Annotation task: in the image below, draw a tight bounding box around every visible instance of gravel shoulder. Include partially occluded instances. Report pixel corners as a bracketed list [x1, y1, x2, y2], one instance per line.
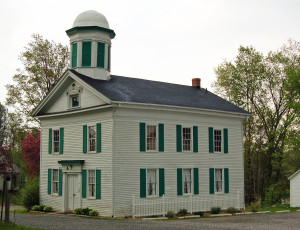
[11, 212, 300, 230]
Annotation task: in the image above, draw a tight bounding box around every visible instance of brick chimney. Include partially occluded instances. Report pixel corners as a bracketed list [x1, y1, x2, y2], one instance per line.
[192, 78, 201, 88]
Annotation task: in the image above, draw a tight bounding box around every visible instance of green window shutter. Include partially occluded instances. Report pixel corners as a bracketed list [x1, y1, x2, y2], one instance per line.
[176, 125, 182, 152]
[159, 124, 164, 152]
[48, 169, 52, 194]
[177, 168, 183, 196]
[97, 42, 105, 68]
[224, 128, 228, 154]
[140, 123, 146, 152]
[209, 168, 215, 194]
[224, 168, 229, 193]
[59, 169, 63, 196]
[209, 127, 214, 153]
[96, 123, 101, 153]
[108, 46, 111, 71]
[96, 170, 101, 199]
[82, 170, 86, 198]
[83, 125, 87, 153]
[48, 129, 52, 154]
[140, 169, 146, 198]
[159, 168, 165, 196]
[72, 43, 77, 68]
[193, 126, 198, 153]
[193, 168, 199, 195]
[82, 41, 91, 67]
[59, 128, 64, 154]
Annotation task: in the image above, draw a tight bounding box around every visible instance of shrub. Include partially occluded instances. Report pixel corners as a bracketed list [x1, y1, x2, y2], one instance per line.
[43, 206, 54, 212]
[39, 205, 45, 211]
[177, 208, 188, 215]
[211, 207, 221, 214]
[89, 210, 99, 216]
[250, 202, 260, 212]
[74, 208, 83, 214]
[265, 183, 289, 205]
[20, 177, 39, 210]
[166, 211, 176, 218]
[80, 207, 92, 215]
[227, 207, 238, 214]
[31, 205, 40, 211]
[194, 211, 204, 217]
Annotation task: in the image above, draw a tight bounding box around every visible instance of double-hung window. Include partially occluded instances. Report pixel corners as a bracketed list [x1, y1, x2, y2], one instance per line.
[53, 130, 60, 153]
[88, 170, 96, 198]
[52, 169, 59, 194]
[215, 168, 223, 193]
[209, 127, 228, 154]
[214, 130, 222, 152]
[147, 125, 157, 151]
[147, 169, 157, 196]
[183, 169, 192, 194]
[89, 126, 96, 152]
[182, 127, 191, 151]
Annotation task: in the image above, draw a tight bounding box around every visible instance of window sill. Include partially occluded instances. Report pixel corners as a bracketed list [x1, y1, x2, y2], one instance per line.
[146, 195, 159, 198]
[145, 150, 159, 153]
[87, 197, 96, 200]
[51, 193, 59, 196]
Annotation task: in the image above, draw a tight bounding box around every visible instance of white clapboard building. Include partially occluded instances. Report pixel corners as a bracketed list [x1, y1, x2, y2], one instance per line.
[289, 169, 300, 207]
[32, 10, 250, 217]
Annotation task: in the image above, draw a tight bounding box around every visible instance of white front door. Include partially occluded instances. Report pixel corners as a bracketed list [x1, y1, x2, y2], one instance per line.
[67, 174, 79, 211]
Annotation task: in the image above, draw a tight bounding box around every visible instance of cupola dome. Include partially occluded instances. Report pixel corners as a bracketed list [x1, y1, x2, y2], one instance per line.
[73, 10, 110, 29]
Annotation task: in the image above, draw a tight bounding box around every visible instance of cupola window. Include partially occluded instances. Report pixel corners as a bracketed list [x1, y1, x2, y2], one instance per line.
[97, 42, 105, 68]
[72, 43, 77, 68]
[82, 41, 92, 67]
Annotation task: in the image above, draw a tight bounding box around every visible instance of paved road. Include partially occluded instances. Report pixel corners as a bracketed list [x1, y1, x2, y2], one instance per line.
[12, 212, 300, 230]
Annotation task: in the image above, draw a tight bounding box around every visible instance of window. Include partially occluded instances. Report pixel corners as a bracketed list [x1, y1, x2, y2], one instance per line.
[147, 169, 157, 196]
[89, 126, 96, 152]
[183, 169, 192, 194]
[97, 42, 105, 68]
[214, 130, 222, 152]
[72, 43, 77, 68]
[182, 127, 191, 151]
[71, 95, 79, 107]
[147, 125, 157, 151]
[82, 41, 91, 67]
[52, 169, 59, 194]
[53, 130, 60, 153]
[88, 170, 96, 198]
[215, 169, 223, 193]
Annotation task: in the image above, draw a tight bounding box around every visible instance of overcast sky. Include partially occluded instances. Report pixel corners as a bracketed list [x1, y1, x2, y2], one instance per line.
[0, 0, 299, 105]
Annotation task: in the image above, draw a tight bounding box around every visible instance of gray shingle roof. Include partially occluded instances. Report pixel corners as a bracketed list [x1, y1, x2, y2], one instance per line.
[71, 69, 250, 115]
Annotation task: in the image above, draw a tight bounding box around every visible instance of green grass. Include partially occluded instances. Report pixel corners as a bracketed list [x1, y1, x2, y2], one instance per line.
[0, 221, 46, 230]
[245, 203, 300, 212]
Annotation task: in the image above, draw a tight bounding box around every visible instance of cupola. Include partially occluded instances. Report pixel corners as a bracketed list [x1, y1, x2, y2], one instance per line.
[66, 10, 116, 80]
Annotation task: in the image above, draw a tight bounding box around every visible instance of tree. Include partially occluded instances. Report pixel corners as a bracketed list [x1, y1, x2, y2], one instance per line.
[22, 132, 40, 178]
[6, 34, 69, 124]
[213, 40, 300, 203]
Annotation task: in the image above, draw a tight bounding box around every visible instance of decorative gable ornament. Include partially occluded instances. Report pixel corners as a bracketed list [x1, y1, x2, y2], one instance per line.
[66, 83, 83, 96]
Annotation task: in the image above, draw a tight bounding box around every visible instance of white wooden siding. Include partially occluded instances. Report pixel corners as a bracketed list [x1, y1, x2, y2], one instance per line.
[40, 110, 113, 216]
[290, 172, 300, 207]
[112, 108, 244, 217]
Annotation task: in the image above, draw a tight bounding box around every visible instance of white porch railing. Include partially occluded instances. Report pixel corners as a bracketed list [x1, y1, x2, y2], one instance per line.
[132, 190, 242, 218]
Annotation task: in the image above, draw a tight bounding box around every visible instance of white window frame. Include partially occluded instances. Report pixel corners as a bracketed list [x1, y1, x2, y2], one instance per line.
[214, 129, 222, 153]
[52, 169, 59, 194]
[146, 169, 158, 197]
[88, 125, 96, 153]
[215, 168, 224, 194]
[182, 127, 192, 152]
[183, 168, 193, 195]
[146, 124, 158, 152]
[88, 170, 96, 199]
[53, 129, 60, 153]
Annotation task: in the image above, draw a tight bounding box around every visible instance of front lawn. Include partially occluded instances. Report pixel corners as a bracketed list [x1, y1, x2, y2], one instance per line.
[246, 203, 299, 212]
[0, 221, 45, 230]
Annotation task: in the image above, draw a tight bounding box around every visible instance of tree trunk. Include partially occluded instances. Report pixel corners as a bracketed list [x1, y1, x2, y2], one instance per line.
[5, 178, 10, 223]
[1, 180, 5, 220]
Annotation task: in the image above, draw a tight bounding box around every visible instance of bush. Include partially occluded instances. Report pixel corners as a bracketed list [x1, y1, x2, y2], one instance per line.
[250, 202, 260, 212]
[39, 205, 45, 211]
[177, 208, 188, 215]
[166, 211, 176, 218]
[20, 177, 39, 210]
[31, 205, 40, 211]
[227, 207, 238, 214]
[43, 206, 54, 212]
[89, 210, 99, 216]
[211, 207, 221, 214]
[265, 183, 289, 205]
[194, 211, 204, 217]
[74, 208, 82, 214]
[80, 207, 92, 215]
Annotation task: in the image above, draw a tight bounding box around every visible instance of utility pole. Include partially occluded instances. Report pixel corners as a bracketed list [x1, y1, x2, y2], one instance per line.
[1, 180, 5, 220]
[5, 176, 10, 223]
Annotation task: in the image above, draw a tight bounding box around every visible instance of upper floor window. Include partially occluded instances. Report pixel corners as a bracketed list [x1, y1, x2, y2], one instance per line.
[52, 169, 59, 194]
[72, 43, 77, 68]
[147, 169, 157, 196]
[147, 125, 157, 151]
[82, 41, 92, 67]
[214, 130, 222, 152]
[88, 170, 96, 198]
[53, 130, 60, 153]
[89, 126, 96, 152]
[71, 95, 79, 107]
[183, 168, 192, 194]
[182, 127, 191, 151]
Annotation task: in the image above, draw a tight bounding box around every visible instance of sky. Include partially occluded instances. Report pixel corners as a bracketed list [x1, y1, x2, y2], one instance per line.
[0, 0, 299, 105]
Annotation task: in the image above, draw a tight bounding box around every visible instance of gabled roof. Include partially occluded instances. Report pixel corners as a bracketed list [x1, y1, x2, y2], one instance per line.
[289, 169, 300, 180]
[71, 69, 250, 115]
